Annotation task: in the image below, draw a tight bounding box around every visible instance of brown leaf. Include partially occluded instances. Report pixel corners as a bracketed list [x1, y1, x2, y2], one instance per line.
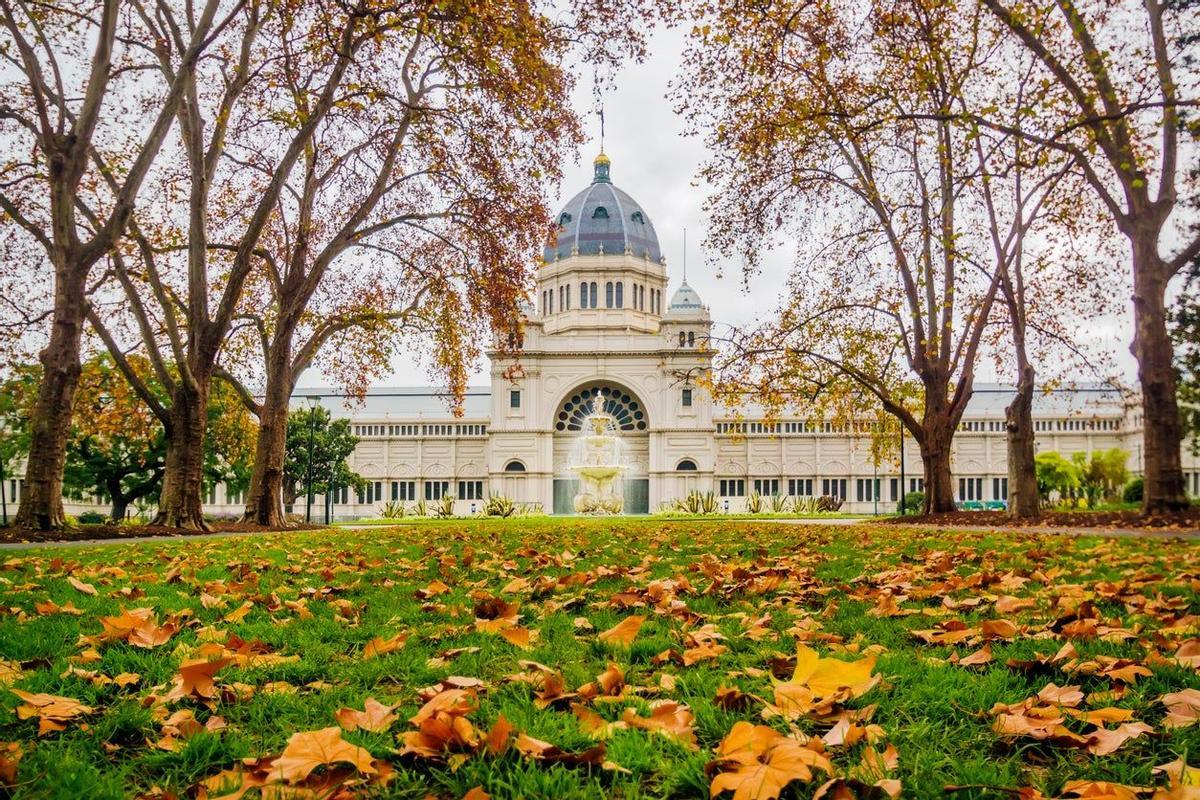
[68, 577, 98, 596]
[362, 632, 407, 659]
[709, 721, 834, 800]
[271, 726, 377, 783]
[335, 698, 398, 733]
[598, 615, 645, 647]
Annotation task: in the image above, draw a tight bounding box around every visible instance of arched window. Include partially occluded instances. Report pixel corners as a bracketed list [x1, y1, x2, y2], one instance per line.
[631, 211, 645, 224]
[605, 281, 614, 308]
[565, 284, 571, 309]
[559, 212, 572, 225]
[504, 460, 526, 472]
[615, 281, 623, 308]
[590, 282, 598, 308]
[676, 459, 698, 471]
[592, 206, 608, 219]
[555, 384, 647, 432]
[688, 331, 695, 347]
[679, 331, 686, 346]
[580, 282, 588, 308]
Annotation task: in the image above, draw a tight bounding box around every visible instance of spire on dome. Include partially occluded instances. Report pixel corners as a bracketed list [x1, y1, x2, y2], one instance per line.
[593, 151, 611, 183]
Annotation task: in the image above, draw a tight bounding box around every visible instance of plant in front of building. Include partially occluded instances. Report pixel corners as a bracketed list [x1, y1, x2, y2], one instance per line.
[1034, 452, 1080, 509]
[413, 497, 430, 518]
[379, 502, 407, 520]
[434, 495, 457, 519]
[1123, 478, 1145, 504]
[770, 493, 788, 513]
[901, 492, 925, 516]
[816, 496, 845, 513]
[790, 496, 818, 515]
[483, 494, 518, 518]
[745, 492, 765, 514]
[1071, 449, 1130, 509]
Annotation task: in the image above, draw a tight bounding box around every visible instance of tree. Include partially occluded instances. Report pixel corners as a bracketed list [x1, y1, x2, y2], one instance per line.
[282, 406, 361, 513]
[1171, 256, 1200, 455]
[1071, 448, 1128, 509]
[1035, 451, 1079, 506]
[0, 0, 242, 530]
[675, 0, 1088, 513]
[977, 0, 1200, 513]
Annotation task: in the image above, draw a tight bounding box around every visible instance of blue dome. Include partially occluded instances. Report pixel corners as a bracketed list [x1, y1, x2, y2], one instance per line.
[668, 281, 703, 311]
[543, 156, 662, 263]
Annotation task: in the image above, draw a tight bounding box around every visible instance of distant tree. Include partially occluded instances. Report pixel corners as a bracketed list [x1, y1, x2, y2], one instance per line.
[1035, 451, 1080, 507]
[1072, 448, 1129, 509]
[283, 406, 362, 512]
[1171, 257, 1200, 455]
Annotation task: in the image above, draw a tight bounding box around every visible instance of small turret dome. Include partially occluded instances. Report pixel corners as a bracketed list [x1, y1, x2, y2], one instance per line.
[668, 281, 703, 311]
[544, 154, 662, 263]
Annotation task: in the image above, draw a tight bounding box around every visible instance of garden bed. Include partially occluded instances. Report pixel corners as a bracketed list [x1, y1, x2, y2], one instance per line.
[885, 508, 1200, 530]
[0, 520, 326, 545]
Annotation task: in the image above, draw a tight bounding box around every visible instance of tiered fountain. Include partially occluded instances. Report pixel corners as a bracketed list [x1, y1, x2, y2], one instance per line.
[570, 399, 627, 515]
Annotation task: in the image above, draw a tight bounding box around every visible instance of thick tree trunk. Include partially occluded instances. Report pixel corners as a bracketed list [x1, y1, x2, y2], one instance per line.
[242, 346, 293, 527]
[1131, 242, 1189, 514]
[1006, 363, 1039, 518]
[153, 377, 211, 530]
[110, 496, 128, 523]
[13, 274, 86, 531]
[920, 442, 956, 514]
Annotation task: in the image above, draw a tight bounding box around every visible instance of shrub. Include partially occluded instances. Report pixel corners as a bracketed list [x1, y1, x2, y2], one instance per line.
[78, 511, 107, 525]
[902, 491, 925, 514]
[815, 495, 844, 512]
[770, 493, 788, 513]
[790, 495, 819, 514]
[483, 493, 517, 518]
[413, 497, 429, 517]
[1122, 477, 1144, 504]
[379, 501, 406, 519]
[434, 494, 456, 518]
[746, 491, 765, 514]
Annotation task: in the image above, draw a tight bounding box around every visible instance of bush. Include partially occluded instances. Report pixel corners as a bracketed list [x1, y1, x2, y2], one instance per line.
[78, 511, 107, 525]
[815, 495, 844, 512]
[746, 491, 765, 514]
[1122, 477, 1144, 504]
[483, 493, 517, 518]
[902, 491, 925, 514]
[379, 501, 406, 519]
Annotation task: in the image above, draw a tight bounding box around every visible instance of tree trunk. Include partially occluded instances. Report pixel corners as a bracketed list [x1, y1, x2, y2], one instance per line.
[13, 273, 86, 531]
[1006, 363, 1039, 518]
[242, 345, 293, 527]
[110, 495, 128, 523]
[1131, 242, 1189, 514]
[153, 376, 211, 530]
[920, 441, 956, 514]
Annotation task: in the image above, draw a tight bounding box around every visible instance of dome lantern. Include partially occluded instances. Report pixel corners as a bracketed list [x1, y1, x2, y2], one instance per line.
[593, 152, 611, 184]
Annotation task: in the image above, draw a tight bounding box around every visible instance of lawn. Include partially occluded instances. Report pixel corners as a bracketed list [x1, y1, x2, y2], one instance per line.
[1, 519, 1199, 799]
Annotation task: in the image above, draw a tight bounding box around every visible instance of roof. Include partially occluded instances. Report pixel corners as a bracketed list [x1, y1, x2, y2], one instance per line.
[715, 383, 1129, 419]
[291, 387, 491, 419]
[667, 281, 703, 311]
[543, 155, 662, 263]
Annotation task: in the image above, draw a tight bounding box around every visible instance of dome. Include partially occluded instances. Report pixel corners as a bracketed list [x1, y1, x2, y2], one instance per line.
[668, 281, 703, 311]
[543, 154, 662, 263]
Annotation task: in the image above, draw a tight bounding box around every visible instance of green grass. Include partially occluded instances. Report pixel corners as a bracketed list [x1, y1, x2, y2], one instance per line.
[1, 518, 1199, 798]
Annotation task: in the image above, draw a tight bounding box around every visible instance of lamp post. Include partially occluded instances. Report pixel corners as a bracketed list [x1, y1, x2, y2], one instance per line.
[304, 396, 319, 523]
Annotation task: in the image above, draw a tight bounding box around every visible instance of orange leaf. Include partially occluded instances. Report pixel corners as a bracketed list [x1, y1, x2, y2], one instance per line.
[334, 698, 398, 733]
[270, 726, 377, 783]
[598, 616, 645, 647]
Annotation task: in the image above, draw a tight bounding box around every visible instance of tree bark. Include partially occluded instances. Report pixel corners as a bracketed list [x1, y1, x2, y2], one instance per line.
[13, 272, 85, 530]
[153, 377, 211, 530]
[1132, 241, 1189, 513]
[241, 342, 293, 527]
[920, 439, 957, 514]
[1006, 365, 1039, 519]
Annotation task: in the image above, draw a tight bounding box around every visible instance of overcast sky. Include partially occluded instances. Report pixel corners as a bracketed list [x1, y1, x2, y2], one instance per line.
[296, 25, 1137, 393]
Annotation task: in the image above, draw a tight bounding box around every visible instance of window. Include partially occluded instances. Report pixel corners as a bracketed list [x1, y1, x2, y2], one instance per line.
[332, 485, 349, 504]
[424, 480, 451, 500]
[719, 479, 746, 497]
[753, 478, 780, 496]
[392, 481, 416, 501]
[504, 460, 526, 472]
[993, 477, 1009, 501]
[909, 477, 925, 493]
[688, 331, 695, 347]
[458, 480, 484, 500]
[580, 282, 589, 308]
[822, 478, 847, 499]
[682, 388, 693, 407]
[631, 211, 644, 224]
[789, 478, 813, 497]
[605, 281, 614, 308]
[592, 206, 608, 219]
[676, 459, 698, 471]
[559, 212, 572, 225]
[889, 478, 899, 501]
[679, 332, 686, 346]
[615, 281, 623, 308]
[855, 478, 880, 502]
[565, 284, 571, 309]
[226, 483, 243, 506]
[510, 390, 521, 409]
[590, 282, 598, 308]
[958, 477, 983, 502]
[205, 484, 218, 504]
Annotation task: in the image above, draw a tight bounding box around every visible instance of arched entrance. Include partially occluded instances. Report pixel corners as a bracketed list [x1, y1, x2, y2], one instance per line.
[551, 382, 650, 514]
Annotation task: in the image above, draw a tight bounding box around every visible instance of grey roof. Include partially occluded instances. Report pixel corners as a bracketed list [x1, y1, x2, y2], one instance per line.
[292, 387, 491, 419]
[715, 383, 1129, 419]
[668, 281, 703, 311]
[543, 157, 662, 263]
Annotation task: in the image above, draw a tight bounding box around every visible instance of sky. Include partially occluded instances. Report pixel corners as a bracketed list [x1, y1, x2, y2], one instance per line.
[295, 25, 1138, 393]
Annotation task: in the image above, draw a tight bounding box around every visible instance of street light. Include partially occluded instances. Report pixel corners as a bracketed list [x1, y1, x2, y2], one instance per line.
[304, 396, 320, 523]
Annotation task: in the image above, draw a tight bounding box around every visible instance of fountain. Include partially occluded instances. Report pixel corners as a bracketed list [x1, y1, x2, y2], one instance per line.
[570, 397, 627, 515]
